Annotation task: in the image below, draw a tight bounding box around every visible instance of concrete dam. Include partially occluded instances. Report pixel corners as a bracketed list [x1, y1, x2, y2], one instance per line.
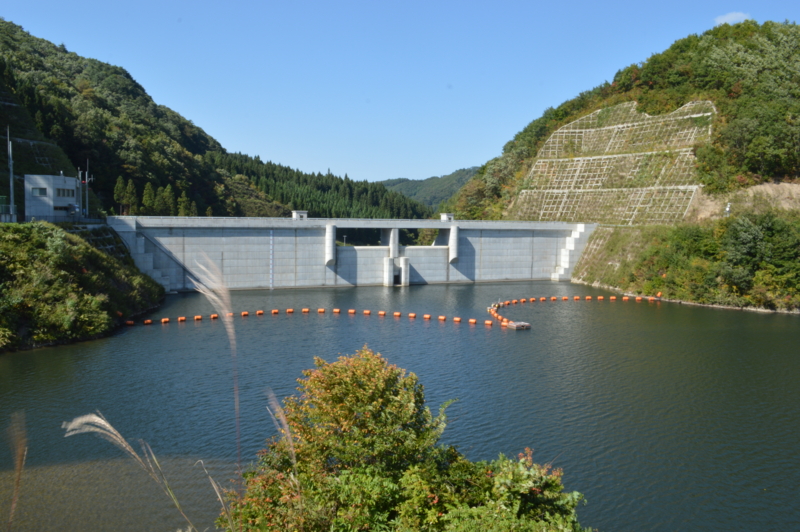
[108, 214, 596, 292]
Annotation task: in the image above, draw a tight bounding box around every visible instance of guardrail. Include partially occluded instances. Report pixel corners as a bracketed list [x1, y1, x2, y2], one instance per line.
[24, 215, 106, 224]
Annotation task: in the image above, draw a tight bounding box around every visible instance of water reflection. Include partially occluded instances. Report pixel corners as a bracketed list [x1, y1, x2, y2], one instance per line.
[1, 282, 799, 531]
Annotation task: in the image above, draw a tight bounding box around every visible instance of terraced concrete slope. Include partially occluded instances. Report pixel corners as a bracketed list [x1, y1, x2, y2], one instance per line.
[511, 101, 715, 225]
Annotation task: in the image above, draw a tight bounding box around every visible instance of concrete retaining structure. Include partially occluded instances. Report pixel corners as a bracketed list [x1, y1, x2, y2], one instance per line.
[107, 216, 596, 291]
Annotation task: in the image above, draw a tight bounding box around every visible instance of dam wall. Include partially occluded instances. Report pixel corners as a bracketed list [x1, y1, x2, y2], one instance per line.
[107, 215, 596, 291]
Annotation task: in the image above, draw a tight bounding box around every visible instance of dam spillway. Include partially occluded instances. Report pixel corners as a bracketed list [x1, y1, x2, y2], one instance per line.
[108, 214, 596, 291]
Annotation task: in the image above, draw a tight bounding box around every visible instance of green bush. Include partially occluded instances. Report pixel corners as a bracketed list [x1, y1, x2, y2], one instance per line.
[0, 222, 164, 351]
[226, 348, 588, 531]
[582, 210, 800, 309]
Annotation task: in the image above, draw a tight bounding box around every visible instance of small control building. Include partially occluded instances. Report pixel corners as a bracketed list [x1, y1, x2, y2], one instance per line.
[24, 174, 79, 221]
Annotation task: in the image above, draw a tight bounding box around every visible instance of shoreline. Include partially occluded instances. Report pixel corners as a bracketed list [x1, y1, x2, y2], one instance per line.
[570, 278, 800, 315]
[0, 300, 164, 355]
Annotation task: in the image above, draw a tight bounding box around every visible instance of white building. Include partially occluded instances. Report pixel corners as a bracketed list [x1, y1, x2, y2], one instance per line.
[24, 174, 80, 221]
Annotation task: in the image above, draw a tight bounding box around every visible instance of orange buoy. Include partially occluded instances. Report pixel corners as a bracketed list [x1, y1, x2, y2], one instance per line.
[227, 312, 234, 317]
[378, 311, 386, 316]
[178, 316, 186, 322]
[505, 300, 511, 305]
[211, 314, 219, 319]
[622, 297, 629, 302]
[585, 296, 592, 300]
[540, 297, 546, 302]
[454, 317, 461, 323]
[287, 309, 295, 314]
[333, 308, 340, 313]
[501, 321, 508, 327]
[551, 296, 557, 301]
[143, 319, 153, 325]
[648, 297, 655, 303]
[561, 296, 567, 301]
[161, 318, 170, 324]
[363, 310, 371, 315]
[301, 308, 309, 313]
[484, 320, 493, 326]
[574, 296, 580, 301]
[512, 299, 518, 304]
[125, 320, 135, 326]
[409, 313, 417, 318]
[256, 310, 264, 315]
[635, 297, 642, 302]
[656, 292, 663, 298]
[423, 314, 431, 320]
[271, 309, 279, 314]
[393, 312, 401, 317]
[348, 309, 356, 314]
[195, 315, 203, 320]
[241, 311, 249, 317]
[520, 298, 527, 303]
[598, 296, 604, 301]
[468, 318, 477, 324]
[438, 315, 446, 321]
[318, 308, 325, 313]
[610, 296, 616, 301]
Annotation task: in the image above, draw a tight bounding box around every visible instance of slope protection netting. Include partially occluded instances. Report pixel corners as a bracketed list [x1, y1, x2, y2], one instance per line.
[513, 101, 716, 225]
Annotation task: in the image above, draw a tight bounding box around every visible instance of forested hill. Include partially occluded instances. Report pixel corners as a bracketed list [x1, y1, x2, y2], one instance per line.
[380, 167, 478, 208]
[0, 20, 431, 219]
[445, 20, 800, 220]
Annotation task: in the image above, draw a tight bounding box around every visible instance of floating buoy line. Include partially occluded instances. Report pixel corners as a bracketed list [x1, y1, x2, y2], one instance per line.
[126, 292, 662, 331]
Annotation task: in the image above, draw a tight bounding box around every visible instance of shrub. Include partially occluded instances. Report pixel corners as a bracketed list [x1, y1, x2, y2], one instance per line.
[226, 348, 588, 531]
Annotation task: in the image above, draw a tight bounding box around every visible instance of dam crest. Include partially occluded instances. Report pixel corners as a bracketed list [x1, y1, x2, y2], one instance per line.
[108, 214, 596, 291]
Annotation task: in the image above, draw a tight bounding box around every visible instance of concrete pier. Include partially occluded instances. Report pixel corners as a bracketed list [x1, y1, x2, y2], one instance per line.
[107, 215, 596, 291]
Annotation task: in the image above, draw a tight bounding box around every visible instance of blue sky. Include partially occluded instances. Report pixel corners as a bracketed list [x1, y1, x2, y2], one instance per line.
[2, 1, 797, 182]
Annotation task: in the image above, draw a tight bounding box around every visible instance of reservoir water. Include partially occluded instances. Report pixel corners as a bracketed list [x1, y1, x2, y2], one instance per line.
[1, 282, 799, 531]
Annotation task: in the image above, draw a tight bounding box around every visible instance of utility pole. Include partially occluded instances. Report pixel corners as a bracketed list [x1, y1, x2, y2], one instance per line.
[76, 168, 82, 215]
[84, 159, 89, 217]
[6, 126, 14, 219]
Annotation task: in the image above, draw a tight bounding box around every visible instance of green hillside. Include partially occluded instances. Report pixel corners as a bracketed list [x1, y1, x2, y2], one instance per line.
[445, 20, 800, 220]
[0, 221, 164, 351]
[440, 20, 800, 311]
[0, 20, 431, 220]
[381, 167, 478, 208]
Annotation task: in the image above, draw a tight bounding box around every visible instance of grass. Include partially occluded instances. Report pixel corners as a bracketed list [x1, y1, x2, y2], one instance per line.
[55, 251, 242, 531]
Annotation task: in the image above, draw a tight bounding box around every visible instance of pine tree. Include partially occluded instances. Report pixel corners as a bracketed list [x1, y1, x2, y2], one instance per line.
[124, 179, 138, 215]
[141, 182, 155, 215]
[113, 176, 125, 213]
[177, 191, 190, 216]
[206, 206, 213, 217]
[162, 185, 176, 216]
[153, 186, 167, 215]
[190, 201, 198, 217]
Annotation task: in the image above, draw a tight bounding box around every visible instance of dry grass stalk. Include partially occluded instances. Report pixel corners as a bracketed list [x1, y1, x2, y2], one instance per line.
[266, 389, 303, 529]
[196, 460, 237, 532]
[194, 253, 241, 471]
[7, 411, 27, 532]
[62, 412, 197, 531]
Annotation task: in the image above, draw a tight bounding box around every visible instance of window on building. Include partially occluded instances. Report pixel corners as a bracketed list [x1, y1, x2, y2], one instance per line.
[56, 188, 76, 197]
[31, 188, 47, 197]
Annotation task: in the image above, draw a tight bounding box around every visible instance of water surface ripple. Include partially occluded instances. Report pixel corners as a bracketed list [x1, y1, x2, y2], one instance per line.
[1, 282, 799, 530]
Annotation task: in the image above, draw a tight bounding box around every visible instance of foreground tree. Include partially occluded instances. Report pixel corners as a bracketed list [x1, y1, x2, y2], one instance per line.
[224, 348, 588, 531]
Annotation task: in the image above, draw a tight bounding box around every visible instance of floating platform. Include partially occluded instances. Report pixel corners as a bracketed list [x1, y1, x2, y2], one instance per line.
[506, 321, 531, 330]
